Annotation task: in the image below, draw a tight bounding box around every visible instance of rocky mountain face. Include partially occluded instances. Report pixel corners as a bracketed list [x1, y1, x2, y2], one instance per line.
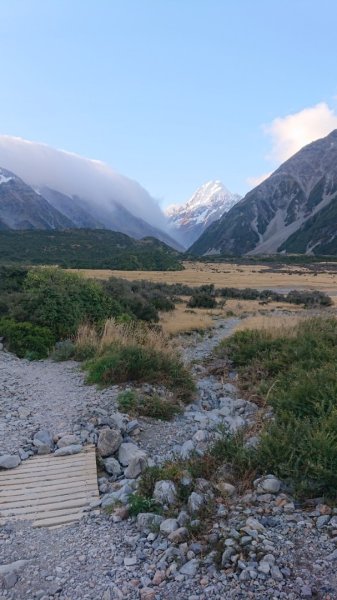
[190, 130, 337, 256]
[0, 168, 74, 231]
[166, 181, 240, 247]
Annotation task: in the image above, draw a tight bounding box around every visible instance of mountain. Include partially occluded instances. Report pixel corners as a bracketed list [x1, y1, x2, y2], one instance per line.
[0, 168, 74, 231]
[190, 130, 337, 256]
[166, 181, 240, 247]
[0, 136, 182, 250]
[0, 229, 183, 270]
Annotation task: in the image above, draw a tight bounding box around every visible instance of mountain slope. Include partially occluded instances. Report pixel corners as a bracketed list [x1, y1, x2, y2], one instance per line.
[166, 181, 240, 247]
[190, 130, 337, 256]
[0, 229, 183, 270]
[0, 136, 181, 249]
[0, 168, 74, 230]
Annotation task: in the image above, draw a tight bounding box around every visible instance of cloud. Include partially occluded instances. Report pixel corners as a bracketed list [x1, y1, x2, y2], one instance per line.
[246, 172, 272, 188]
[0, 135, 168, 231]
[247, 102, 337, 189]
[264, 102, 337, 163]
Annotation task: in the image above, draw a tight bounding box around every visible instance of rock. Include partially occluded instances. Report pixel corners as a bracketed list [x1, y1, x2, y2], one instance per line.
[258, 561, 270, 575]
[33, 430, 53, 449]
[180, 440, 195, 459]
[245, 516, 266, 532]
[254, 475, 281, 494]
[137, 512, 164, 532]
[216, 481, 236, 496]
[0, 454, 21, 469]
[187, 492, 205, 514]
[193, 430, 208, 443]
[140, 589, 156, 600]
[168, 527, 189, 543]
[54, 444, 82, 456]
[37, 443, 51, 455]
[124, 556, 138, 566]
[97, 428, 122, 458]
[316, 515, 330, 529]
[180, 559, 200, 576]
[153, 480, 177, 506]
[0, 560, 29, 581]
[301, 585, 313, 598]
[124, 454, 148, 478]
[271, 565, 283, 581]
[103, 457, 122, 478]
[57, 434, 80, 448]
[160, 518, 179, 535]
[118, 442, 147, 466]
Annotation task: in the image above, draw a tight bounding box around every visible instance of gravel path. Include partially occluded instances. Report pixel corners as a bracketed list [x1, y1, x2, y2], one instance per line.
[1, 316, 337, 599]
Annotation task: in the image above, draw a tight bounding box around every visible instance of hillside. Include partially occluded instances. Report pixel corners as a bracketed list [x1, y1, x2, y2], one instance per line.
[0, 229, 183, 270]
[190, 130, 337, 256]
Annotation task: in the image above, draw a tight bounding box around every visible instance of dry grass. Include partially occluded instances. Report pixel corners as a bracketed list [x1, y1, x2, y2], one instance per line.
[76, 318, 176, 357]
[68, 261, 337, 294]
[234, 314, 306, 337]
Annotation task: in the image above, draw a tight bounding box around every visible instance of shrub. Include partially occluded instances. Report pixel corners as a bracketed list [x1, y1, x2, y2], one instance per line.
[218, 317, 337, 498]
[51, 340, 76, 361]
[187, 284, 217, 309]
[128, 494, 162, 516]
[85, 344, 195, 403]
[0, 318, 55, 359]
[117, 390, 181, 421]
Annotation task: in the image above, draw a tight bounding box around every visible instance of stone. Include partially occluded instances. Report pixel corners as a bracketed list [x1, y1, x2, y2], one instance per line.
[118, 442, 147, 466]
[125, 454, 148, 479]
[271, 565, 283, 581]
[245, 516, 266, 532]
[254, 475, 282, 494]
[57, 434, 79, 448]
[301, 585, 313, 598]
[140, 589, 156, 600]
[193, 430, 208, 443]
[33, 430, 53, 449]
[37, 443, 51, 455]
[103, 457, 122, 478]
[97, 428, 122, 457]
[180, 440, 195, 459]
[168, 527, 189, 543]
[180, 559, 200, 576]
[258, 561, 270, 575]
[153, 480, 177, 506]
[160, 518, 179, 535]
[124, 556, 138, 566]
[187, 492, 205, 514]
[316, 515, 330, 529]
[137, 512, 164, 532]
[54, 444, 82, 456]
[0, 454, 21, 469]
[216, 481, 236, 496]
[0, 560, 29, 579]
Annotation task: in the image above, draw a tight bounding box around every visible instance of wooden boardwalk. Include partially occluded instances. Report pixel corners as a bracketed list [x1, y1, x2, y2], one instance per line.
[0, 445, 99, 528]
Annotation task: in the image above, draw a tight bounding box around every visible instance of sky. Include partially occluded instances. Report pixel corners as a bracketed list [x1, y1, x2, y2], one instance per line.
[1, 0, 337, 208]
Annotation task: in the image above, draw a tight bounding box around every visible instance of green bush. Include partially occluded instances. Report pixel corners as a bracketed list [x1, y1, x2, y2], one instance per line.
[117, 390, 181, 421]
[0, 318, 55, 359]
[187, 284, 217, 309]
[51, 340, 76, 361]
[217, 317, 337, 498]
[128, 494, 162, 516]
[85, 344, 195, 403]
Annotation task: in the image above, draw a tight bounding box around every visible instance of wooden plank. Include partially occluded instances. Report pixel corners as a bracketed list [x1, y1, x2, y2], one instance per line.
[0, 446, 99, 528]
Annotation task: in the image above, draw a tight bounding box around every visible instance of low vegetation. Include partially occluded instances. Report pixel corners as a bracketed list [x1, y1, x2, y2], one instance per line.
[215, 317, 337, 498]
[0, 229, 183, 270]
[187, 284, 217, 308]
[117, 390, 181, 421]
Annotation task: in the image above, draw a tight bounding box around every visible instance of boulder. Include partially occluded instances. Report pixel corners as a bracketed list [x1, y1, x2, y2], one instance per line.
[54, 444, 82, 456]
[125, 455, 147, 479]
[180, 440, 195, 459]
[159, 518, 179, 535]
[57, 434, 80, 448]
[97, 428, 122, 458]
[0, 454, 21, 469]
[136, 512, 164, 532]
[103, 457, 122, 478]
[254, 475, 281, 494]
[33, 430, 53, 449]
[180, 558, 200, 576]
[153, 480, 177, 506]
[187, 492, 205, 514]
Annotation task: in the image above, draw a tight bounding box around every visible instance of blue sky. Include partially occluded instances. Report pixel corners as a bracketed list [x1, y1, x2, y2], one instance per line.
[1, 0, 337, 207]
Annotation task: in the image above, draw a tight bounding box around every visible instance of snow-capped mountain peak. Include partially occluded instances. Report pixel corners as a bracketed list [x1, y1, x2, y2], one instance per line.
[166, 180, 241, 247]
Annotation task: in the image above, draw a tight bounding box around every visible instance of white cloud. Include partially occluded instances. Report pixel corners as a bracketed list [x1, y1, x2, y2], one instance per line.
[246, 172, 272, 188]
[0, 135, 168, 231]
[247, 102, 337, 189]
[264, 102, 337, 162]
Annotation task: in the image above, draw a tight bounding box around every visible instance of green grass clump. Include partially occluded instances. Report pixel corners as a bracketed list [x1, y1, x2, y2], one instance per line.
[85, 344, 195, 403]
[128, 493, 162, 516]
[216, 317, 337, 498]
[117, 390, 181, 421]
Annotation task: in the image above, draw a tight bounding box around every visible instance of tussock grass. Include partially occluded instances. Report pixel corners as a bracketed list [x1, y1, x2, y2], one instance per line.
[80, 319, 195, 404]
[234, 314, 305, 337]
[117, 389, 181, 421]
[215, 317, 337, 498]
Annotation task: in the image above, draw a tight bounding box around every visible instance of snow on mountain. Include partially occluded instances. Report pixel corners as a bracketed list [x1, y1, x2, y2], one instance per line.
[166, 180, 241, 247]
